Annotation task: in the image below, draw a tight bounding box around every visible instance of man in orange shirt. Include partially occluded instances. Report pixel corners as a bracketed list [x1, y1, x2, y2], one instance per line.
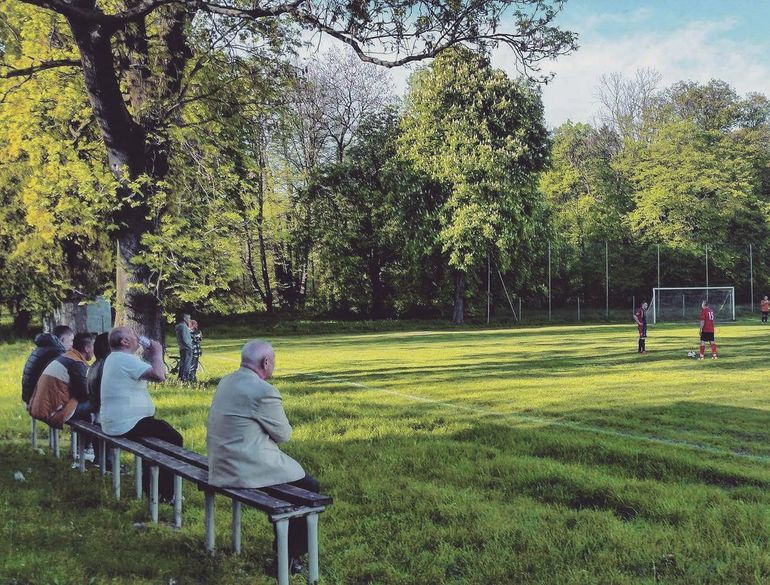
[29, 333, 95, 427]
[760, 296, 769, 323]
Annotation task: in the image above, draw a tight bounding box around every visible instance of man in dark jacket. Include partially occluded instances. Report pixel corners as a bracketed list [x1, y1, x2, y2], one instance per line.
[21, 325, 74, 405]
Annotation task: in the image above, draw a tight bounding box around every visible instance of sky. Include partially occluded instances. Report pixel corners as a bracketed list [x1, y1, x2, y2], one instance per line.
[356, 0, 770, 128]
[495, 0, 770, 127]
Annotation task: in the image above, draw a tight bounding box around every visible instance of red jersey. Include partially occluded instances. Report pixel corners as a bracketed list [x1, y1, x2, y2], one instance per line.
[634, 306, 646, 326]
[700, 307, 715, 333]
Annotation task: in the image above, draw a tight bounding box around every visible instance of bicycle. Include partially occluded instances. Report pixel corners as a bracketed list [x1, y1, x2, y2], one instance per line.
[165, 353, 204, 381]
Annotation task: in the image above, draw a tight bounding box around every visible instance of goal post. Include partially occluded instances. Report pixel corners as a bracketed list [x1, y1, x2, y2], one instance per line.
[650, 287, 735, 324]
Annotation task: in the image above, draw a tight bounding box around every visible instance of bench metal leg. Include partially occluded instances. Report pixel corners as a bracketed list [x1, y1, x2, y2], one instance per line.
[275, 518, 290, 585]
[306, 512, 319, 585]
[78, 433, 86, 473]
[31, 418, 37, 449]
[135, 455, 143, 499]
[99, 439, 107, 476]
[231, 500, 241, 554]
[173, 475, 183, 529]
[150, 466, 159, 523]
[52, 428, 60, 458]
[112, 448, 121, 499]
[70, 429, 78, 461]
[204, 492, 215, 553]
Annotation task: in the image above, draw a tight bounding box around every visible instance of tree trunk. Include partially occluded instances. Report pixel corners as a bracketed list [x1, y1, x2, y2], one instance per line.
[256, 126, 274, 312]
[66, 7, 192, 340]
[452, 270, 466, 324]
[257, 228, 273, 312]
[244, 229, 267, 304]
[368, 254, 386, 318]
[67, 17, 161, 338]
[12, 310, 31, 337]
[116, 235, 163, 340]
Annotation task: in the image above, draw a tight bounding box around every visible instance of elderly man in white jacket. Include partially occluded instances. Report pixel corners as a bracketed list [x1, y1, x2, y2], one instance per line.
[206, 340, 319, 575]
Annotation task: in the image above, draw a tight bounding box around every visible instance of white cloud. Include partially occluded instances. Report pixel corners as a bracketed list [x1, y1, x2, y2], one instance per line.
[297, 16, 770, 130]
[575, 6, 653, 31]
[491, 18, 770, 128]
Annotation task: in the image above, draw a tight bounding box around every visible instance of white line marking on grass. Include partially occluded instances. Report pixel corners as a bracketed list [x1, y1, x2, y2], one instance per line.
[207, 354, 770, 464]
[300, 373, 770, 464]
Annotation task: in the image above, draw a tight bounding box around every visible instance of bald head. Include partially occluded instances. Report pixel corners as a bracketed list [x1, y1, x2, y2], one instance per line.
[109, 326, 137, 352]
[241, 340, 275, 380]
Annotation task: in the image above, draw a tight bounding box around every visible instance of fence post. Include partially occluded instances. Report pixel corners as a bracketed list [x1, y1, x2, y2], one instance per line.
[750, 243, 754, 312]
[605, 241, 609, 319]
[548, 242, 551, 321]
[486, 253, 491, 325]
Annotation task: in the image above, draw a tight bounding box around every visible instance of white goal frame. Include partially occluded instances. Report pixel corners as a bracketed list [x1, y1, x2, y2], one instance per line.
[650, 286, 735, 324]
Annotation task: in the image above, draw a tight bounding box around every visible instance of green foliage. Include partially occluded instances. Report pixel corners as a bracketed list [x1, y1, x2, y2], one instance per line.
[543, 78, 770, 303]
[0, 3, 116, 312]
[400, 47, 550, 275]
[304, 109, 441, 317]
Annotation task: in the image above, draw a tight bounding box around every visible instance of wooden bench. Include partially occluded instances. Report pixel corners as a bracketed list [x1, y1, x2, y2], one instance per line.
[61, 419, 331, 585]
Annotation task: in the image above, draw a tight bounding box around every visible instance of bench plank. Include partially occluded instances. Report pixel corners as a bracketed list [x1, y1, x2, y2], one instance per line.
[140, 436, 333, 507]
[67, 421, 299, 514]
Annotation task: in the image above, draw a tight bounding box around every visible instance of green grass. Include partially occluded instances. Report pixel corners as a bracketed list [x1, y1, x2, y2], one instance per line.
[2, 320, 770, 584]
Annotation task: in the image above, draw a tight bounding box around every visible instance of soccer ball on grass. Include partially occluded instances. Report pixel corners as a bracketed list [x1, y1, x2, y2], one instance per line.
[687, 351, 696, 358]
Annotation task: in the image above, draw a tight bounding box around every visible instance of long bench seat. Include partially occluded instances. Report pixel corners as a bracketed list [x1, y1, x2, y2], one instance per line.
[61, 419, 330, 585]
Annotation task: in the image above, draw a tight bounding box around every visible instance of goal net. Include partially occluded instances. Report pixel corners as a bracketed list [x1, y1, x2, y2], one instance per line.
[650, 287, 735, 324]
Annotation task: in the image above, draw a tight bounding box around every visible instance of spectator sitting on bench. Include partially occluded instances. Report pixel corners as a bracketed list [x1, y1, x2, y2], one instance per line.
[100, 326, 183, 501]
[21, 325, 74, 407]
[206, 340, 320, 573]
[86, 332, 111, 423]
[206, 340, 319, 575]
[84, 332, 111, 465]
[29, 332, 95, 428]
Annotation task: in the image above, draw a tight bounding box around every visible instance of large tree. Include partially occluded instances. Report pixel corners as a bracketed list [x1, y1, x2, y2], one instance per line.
[1, 0, 576, 336]
[400, 47, 551, 323]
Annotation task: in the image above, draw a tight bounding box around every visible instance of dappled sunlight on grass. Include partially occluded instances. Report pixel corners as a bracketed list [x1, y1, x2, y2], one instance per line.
[2, 320, 770, 583]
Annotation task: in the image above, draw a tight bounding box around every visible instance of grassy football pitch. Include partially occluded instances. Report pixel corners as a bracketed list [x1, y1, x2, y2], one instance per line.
[2, 321, 770, 584]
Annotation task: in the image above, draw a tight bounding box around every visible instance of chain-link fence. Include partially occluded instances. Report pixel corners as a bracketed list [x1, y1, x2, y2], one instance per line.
[477, 241, 766, 324]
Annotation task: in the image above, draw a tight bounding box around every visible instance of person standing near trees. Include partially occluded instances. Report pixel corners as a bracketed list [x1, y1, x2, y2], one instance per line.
[633, 301, 649, 354]
[760, 296, 769, 323]
[175, 313, 193, 382]
[189, 320, 202, 382]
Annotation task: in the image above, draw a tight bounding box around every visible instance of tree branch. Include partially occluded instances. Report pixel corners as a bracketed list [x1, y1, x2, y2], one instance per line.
[193, 0, 305, 19]
[0, 58, 82, 79]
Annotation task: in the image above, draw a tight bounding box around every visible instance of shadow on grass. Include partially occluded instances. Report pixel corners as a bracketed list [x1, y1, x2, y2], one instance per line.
[5, 396, 770, 585]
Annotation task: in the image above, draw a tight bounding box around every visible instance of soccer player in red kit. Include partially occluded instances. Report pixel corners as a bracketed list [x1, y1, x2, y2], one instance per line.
[699, 300, 717, 359]
[633, 301, 648, 353]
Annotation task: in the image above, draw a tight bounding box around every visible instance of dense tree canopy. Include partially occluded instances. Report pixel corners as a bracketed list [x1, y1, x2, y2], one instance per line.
[5, 0, 770, 327]
[0, 0, 576, 335]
